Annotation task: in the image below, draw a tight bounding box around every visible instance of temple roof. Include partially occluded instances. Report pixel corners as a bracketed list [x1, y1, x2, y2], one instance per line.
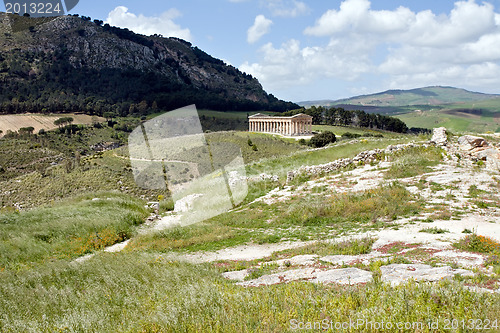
[248, 113, 312, 119]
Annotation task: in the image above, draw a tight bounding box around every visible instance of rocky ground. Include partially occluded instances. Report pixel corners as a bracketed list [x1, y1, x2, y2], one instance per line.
[88, 129, 500, 292]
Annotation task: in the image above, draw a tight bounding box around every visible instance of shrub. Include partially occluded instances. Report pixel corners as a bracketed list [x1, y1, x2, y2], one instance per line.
[309, 131, 336, 148]
[342, 132, 361, 139]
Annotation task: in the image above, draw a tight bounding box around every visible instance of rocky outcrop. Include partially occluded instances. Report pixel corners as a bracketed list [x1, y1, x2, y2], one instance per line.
[458, 135, 489, 151]
[380, 264, 473, 286]
[453, 134, 500, 171]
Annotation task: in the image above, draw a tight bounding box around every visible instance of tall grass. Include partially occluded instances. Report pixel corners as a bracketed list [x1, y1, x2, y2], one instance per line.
[0, 252, 498, 332]
[281, 182, 421, 227]
[385, 146, 443, 179]
[0, 192, 148, 269]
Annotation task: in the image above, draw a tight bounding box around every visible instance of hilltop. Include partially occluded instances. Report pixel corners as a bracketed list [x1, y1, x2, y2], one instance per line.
[299, 86, 499, 109]
[299, 86, 500, 133]
[0, 13, 298, 115]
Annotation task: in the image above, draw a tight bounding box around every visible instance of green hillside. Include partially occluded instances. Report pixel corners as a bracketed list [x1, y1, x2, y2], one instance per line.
[299, 87, 500, 133]
[300, 86, 499, 108]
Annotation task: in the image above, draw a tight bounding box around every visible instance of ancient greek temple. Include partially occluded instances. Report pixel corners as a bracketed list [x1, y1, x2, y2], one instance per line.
[248, 113, 313, 136]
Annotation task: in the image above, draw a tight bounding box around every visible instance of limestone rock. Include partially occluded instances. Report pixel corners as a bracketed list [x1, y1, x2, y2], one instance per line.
[222, 269, 250, 282]
[381, 264, 473, 286]
[269, 254, 318, 267]
[237, 268, 316, 287]
[430, 127, 447, 146]
[458, 135, 488, 151]
[174, 194, 204, 213]
[312, 268, 373, 285]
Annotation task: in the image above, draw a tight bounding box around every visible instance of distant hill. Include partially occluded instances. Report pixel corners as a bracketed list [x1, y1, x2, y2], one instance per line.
[299, 86, 499, 109]
[0, 13, 298, 116]
[298, 86, 500, 133]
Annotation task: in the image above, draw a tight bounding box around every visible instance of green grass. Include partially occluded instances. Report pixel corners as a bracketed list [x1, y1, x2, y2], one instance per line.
[0, 192, 148, 269]
[248, 136, 414, 179]
[0, 152, 167, 208]
[419, 227, 449, 234]
[396, 108, 500, 133]
[274, 237, 376, 258]
[312, 124, 391, 137]
[0, 252, 499, 332]
[129, 182, 422, 254]
[385, 146, 443, 179]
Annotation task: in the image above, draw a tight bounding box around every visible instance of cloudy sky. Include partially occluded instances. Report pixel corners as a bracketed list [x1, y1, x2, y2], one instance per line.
[6, 0, 500, 102]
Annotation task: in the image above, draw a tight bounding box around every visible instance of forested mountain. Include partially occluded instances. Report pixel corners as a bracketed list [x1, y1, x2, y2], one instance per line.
[0, 13, 298, 116]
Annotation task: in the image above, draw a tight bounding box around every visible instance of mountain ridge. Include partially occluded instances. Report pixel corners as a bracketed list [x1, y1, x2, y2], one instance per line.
[0, 13, 298, 115]
[299, 86, 500, 108]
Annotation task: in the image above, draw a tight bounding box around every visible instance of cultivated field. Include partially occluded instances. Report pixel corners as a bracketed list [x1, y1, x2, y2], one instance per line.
[0, 113, 104, 136]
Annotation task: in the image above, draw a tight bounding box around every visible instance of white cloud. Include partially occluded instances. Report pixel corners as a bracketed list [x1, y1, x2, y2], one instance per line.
[240, 39, 372, 91]
[244, 0, 500, 98]
[106, 6, 193, 42]
[247, 15, 273, 44]
[264, 0, 311, 17]
[304, 0, 497, 46]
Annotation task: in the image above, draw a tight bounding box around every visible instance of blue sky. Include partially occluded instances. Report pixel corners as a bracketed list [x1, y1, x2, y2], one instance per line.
[5, 0, 500, 102]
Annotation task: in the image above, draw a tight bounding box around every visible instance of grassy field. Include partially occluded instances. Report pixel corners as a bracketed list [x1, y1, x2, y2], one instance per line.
[1, 251, 498, 332]
[0, 113, 105, 137]
[396, 109, 500, 134]
[2, 142, 499, 332]
[0, 192, 149, 270]
[247, 135, 421, 178]
[4, 114, 498, 331]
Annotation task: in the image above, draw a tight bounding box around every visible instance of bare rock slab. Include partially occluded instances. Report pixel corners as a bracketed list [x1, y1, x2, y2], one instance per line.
[320, 253, 390, 266]
[381, 264, 474, 286]
[222, 269, 250, 282]
[270, 254, 318, 267]
[458, 135, 488, 151]
[312, 268, 373, 285]
[237, 268, 316, 287]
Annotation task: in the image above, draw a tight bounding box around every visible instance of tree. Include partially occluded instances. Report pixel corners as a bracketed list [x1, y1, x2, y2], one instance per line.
[19, 126, 35, 135]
